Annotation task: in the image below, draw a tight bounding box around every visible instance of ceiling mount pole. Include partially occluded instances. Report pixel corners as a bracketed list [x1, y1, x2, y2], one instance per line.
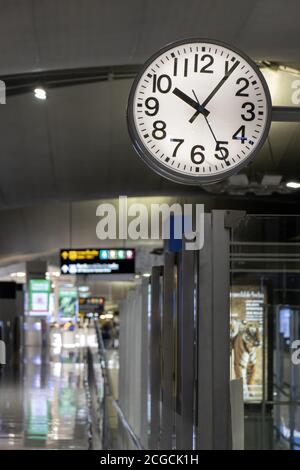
[272, 106, 300, 122]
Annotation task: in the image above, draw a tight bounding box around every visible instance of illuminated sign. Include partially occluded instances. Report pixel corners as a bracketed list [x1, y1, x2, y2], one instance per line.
[60, 248, 135, 275]
[27, 391, 49, 440]
[59, 287, 78, 320]
[29, 279, 51, 314]
[230, 286, 267, 402]
[79, 296, 105, 306]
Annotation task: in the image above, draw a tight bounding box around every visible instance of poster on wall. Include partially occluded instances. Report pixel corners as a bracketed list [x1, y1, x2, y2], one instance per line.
[29, 279, 51, 314]
[58, 287, 78, 321]
[230, 285, 267, 402]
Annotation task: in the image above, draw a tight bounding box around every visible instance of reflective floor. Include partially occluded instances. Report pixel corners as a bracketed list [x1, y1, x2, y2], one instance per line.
[0, 347, 88, 449]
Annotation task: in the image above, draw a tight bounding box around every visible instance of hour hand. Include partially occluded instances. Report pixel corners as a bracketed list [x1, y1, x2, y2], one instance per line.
[172, 87, 209, 117]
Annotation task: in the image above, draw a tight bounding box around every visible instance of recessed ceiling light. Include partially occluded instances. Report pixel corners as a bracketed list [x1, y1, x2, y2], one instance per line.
[142, 273, 151, 278]
[34, 87, 47, 100]
[286, 181, 300, 189]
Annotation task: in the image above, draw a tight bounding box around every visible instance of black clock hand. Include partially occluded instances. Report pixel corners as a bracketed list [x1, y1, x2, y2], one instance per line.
[204, 115, 218, 145]
[204, 116, 230, 165]
[189, 60, 240, 123]
[202, 60, 240, 108]
[192, 89, 229, 164]
[172, 87, 209, 117]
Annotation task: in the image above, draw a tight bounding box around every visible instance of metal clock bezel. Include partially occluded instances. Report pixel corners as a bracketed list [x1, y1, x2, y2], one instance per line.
[127, 38, 272, 185]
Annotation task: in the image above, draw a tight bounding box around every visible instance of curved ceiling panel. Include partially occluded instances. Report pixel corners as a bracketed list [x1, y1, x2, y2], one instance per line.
[0, 0, 300, 76]
[0, 77, 299, 208]
[0, 1, 299, 210]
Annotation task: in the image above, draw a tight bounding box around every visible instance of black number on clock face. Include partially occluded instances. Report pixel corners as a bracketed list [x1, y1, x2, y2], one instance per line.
[173, 57, 178, 76]
[236, 78, 249, 97]
[152, 74, 172, 93]
[152, 120, 167, 140]
[200, 54, 214, 73]
[241, 102, 255, 121]
[172, 57, 190, 77]
[232, 125, 247, 143]
[145, 97, 159, 116]
[191, 145, 205, 164]
[170, 138, 184, 157]
[214, 141, 230, 165]
[225, 60, 240, 75]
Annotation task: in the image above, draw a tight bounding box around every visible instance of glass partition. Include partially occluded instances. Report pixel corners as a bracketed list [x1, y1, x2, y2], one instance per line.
[231, 214, 300, 449]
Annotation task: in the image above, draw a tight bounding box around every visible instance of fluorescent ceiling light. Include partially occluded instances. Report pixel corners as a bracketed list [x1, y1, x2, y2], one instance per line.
[34, 88, 47, 100]
[16, 272, 25, 277]
[286, 181, 300, 189]
[78, 286, 90, 292]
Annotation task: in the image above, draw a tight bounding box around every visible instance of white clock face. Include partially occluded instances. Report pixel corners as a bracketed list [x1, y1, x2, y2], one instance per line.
[128, 39, 271, 184]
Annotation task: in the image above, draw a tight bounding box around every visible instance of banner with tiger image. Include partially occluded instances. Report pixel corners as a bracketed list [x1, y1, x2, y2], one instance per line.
[230, 285, 267, 402]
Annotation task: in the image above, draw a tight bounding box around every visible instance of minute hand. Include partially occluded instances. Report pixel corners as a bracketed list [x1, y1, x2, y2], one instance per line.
[189, 60, 240, 123]
[201, 60, 240, 108]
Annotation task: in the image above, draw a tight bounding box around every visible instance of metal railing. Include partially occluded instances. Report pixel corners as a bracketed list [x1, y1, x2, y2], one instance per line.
[85, 322, 143, 450]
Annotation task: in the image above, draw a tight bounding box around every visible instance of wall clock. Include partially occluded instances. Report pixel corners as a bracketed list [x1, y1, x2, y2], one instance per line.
[127, 38, 272, 185]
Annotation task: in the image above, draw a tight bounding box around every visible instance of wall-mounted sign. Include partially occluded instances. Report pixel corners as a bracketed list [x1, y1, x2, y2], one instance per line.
[79, 296, 105, 306]
[230, 286, 267, 402]
[29, 279, 51, 314]
[127, 38, 271, 185]
[79, 296, 105, 313]
[60, 248, 135, 275]
[58, 287, 78, 320]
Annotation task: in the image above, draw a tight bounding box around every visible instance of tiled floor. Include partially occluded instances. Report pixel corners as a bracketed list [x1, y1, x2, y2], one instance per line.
[0, 347, 88, 450]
